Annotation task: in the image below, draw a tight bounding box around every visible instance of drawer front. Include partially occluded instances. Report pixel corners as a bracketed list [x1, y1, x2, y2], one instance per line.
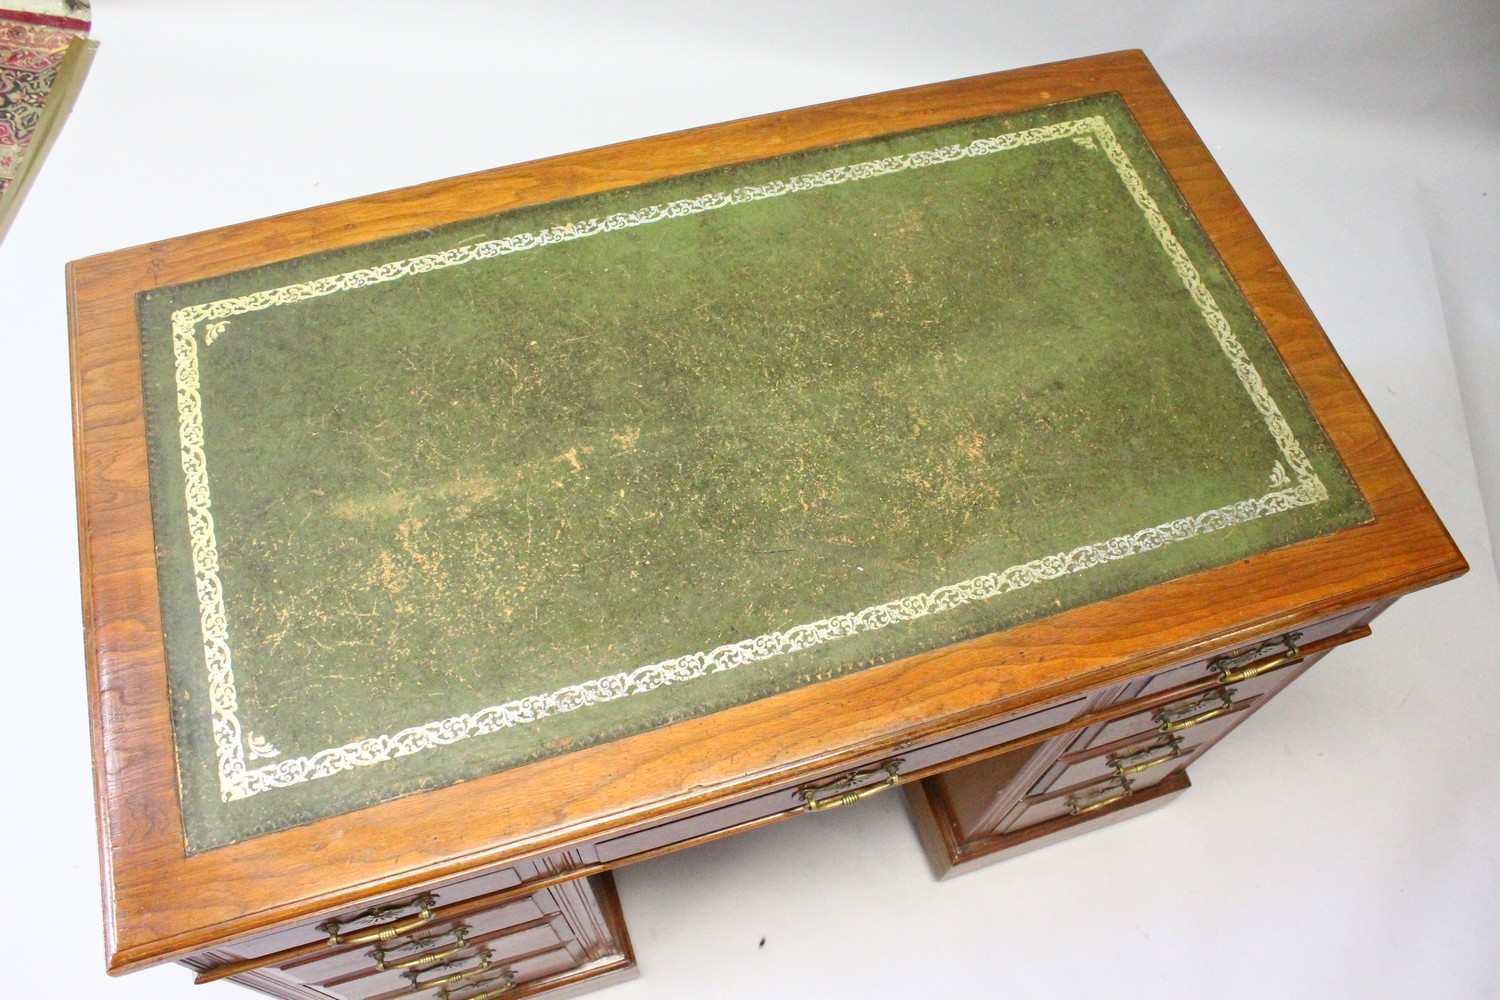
[1083, 683, 1267, 751]
[206, 872, 633, 1000]
[1071, 633, 1336, 755]
[594, 692, 1087, 862]
[278, 895, 551, 985]
[281, 889, 584, 1000]
[998, 639, 1332, 835]
[1131, 606, 1369, 699]
[998, 746, 1192, 833]
[361, 941, 508, 1000]
[226, 865, 529, 961]
[1034, 698, 1255, 796]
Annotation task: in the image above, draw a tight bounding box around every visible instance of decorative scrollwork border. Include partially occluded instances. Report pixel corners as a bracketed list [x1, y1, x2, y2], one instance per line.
[165, 114, 1326, 801]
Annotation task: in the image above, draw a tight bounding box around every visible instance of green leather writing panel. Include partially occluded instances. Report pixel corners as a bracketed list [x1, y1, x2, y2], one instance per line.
[137, 94, 1367, 850]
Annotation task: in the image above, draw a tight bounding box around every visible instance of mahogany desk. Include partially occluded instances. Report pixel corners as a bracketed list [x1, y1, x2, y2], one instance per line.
[69, 50, 1465, 998]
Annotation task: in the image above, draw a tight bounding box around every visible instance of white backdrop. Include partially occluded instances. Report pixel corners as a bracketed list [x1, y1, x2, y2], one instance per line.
[2, 3, 1496, 998]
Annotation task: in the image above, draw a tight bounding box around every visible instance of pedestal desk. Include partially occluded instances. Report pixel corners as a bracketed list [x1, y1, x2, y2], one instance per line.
[69, 50, 1465, 997]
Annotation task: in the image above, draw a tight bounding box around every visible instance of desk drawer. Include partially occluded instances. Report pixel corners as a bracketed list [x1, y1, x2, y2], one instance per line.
[594, 693, 1086, 863]
[1077, 683, 1266, 752]
[223, 865, 529, 961]
[272, 891, 585, 999]
[999, 749, 1190, 834]
[1131, 607, 1370, 699]
[278, 894, 552, 986]
[1001, 650, 1310, 834]
[196, 872, 634, 1000]
[1031, 697, 1255, 800]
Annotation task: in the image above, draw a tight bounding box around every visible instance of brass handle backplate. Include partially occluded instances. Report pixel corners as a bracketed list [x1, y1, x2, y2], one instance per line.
[1068, 778, 1133, 816]
[1212, 632, 1304, 684]
[372, 926, 469, 971]
[319, 893, 438, 947]
[796, 759, 904, 811]
[405, 948, 494, 991]
[371, 927, 452, 959]
[1156, 689, 1235, 733]
[1109, 735, 1183, 776]
[438, 969, 518, 1000]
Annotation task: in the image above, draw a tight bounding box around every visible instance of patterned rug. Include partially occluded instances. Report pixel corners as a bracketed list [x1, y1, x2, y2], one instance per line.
[0, 4, 90, 222]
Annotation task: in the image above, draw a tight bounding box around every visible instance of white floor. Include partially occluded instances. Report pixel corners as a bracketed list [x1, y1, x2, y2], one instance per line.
[2, 4, 1496, 998]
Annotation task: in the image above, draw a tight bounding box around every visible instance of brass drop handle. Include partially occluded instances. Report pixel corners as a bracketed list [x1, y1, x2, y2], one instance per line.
[319, 893, 438, 947]
[1217, 641, 1303, 684]
[1156, 690, 1235, 733]
[1210, 632, 1303, 684]
[405, 948, 494, 991]
[438, 970, 518, 999]
[796, 759, 904, 811]
[1068, 778, 1132, 816]
[373, 926, 469, 971]
[1109, 736, 1182, 776]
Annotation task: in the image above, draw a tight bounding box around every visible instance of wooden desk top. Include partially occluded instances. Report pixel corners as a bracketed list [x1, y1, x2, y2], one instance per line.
[68, 50, 1464, 972]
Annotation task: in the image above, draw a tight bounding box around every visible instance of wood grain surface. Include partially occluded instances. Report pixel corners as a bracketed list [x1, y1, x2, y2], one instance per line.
[68, 49, 1465, 973]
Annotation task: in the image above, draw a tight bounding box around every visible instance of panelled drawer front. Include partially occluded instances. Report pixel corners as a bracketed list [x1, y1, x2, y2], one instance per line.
[280, 895, 549, 984]
[1133, 607, 1368, 699]
[1074, 638, 1329, 755]
[1035, 698, 1255, 796]
[978, 612, 1365, 841]
[373, 945, 582, 1000]
[998, 745, 1192, 834]
[1082, 683, 1266, 751]
[358, 927, 584, 1000]
[995, 632, 1342, 836]
[318, 919, 577, 999]
[227, 864, 528, 961]
[595, 693, 1087, 862]
[278, 885, 587, 1000]
[368, 941, 502, 999]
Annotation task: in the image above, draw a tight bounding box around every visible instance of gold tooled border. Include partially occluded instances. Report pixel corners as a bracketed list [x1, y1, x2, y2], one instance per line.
[166, 115, 1327, 801]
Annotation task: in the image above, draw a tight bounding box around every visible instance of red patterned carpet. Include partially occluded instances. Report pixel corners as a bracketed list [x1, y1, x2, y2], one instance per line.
[0, 6, 90, 218]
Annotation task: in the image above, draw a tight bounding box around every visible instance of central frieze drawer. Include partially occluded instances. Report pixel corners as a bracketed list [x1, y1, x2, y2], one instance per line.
[595, 693, 1087, 862]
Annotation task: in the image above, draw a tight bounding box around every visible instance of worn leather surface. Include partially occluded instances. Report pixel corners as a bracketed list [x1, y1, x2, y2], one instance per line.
[136, 93, 1367, 851]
